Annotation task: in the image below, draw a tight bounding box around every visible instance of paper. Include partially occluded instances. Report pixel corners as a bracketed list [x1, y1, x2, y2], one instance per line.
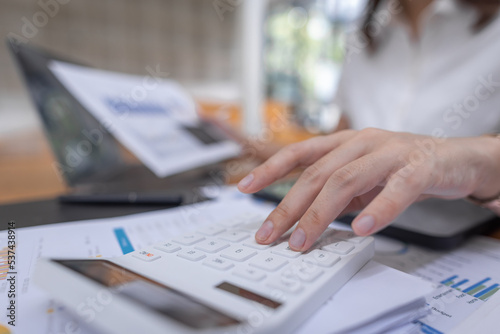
[0, 190, 432, 334]
[295, 261, 434, 334]
[449, 282, 500, 334]
[374, 235, 500, 333]
[49, 61, 240, 177]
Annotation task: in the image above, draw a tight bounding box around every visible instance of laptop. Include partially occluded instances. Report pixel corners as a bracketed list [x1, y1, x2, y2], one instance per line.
[7, 37, 235, 205]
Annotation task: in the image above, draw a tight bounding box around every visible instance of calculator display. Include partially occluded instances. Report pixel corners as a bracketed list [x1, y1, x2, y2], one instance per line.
[55, 259, 240, 329]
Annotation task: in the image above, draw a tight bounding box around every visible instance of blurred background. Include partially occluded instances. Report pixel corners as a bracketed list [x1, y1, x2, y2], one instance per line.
[0, 0, 367, 135]
[0, 0, 366, 202]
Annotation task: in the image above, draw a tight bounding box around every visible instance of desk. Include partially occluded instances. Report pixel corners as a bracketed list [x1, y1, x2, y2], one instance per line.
[1, 101, 500, 240]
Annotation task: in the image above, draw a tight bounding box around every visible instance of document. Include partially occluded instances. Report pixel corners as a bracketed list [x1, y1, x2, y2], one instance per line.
[49, 61, 240, 177]
[374, 234, 500, 333]
[295, 260, 434, 334]
[0, 190, 433, 334]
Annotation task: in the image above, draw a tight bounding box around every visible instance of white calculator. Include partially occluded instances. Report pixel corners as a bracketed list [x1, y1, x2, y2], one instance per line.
[35, 213, 374, 334]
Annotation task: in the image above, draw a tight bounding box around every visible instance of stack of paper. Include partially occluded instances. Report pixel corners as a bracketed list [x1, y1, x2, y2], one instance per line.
[374, 233, 500, 333]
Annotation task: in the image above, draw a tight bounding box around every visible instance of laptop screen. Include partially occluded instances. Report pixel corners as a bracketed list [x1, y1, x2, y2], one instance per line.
[7, 38, 125, 187]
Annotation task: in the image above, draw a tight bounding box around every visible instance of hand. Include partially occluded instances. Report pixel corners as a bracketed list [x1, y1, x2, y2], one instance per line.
[237, 128, 500, 251]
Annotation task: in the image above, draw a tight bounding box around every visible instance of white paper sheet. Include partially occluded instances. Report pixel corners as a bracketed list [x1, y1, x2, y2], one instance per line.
[49, 61, 240, 177]
[295, 261, 434, 334]
[0, 191, 433, 334]
[374, 234, 500, 333]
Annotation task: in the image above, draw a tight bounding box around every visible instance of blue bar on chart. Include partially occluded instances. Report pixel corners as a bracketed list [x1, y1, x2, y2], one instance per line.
[474, 283, 499, 298]
[114, 228, 135, 254]
[463, 278, 491, 295]
[440, 275, 458, 286]
[451, 279, 469, 289]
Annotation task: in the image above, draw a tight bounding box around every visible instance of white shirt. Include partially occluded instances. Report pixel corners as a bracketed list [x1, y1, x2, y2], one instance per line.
[337, 0, 500, 137]
[334, 0, 500, 234]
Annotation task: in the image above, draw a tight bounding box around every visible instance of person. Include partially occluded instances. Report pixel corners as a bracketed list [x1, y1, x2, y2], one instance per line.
[238, 130, 500, 251]
[336, 0, 500, 136]
[236, 0, 500, 251]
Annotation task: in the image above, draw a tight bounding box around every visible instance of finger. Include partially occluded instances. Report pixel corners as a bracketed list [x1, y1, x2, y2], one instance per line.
[254, 136, 372, 245]
[351, 170, 429, 236]
[288, 153, 396, 251]
[238, 130, 356, 193]
[338, 187, 383, 217]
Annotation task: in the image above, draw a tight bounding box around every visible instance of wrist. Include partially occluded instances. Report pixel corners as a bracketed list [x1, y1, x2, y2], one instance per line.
[468, 134, 500, 215]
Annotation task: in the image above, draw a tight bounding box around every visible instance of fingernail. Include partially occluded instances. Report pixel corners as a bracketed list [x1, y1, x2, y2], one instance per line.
[354, 215, 375, 235]
[238, 173, 254, 189]
[256, 220, 273, 241]
[289, 228, 306, 249]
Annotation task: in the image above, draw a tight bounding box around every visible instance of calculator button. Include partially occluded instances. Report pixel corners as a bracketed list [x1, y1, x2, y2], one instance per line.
[249, 254, 288, 272]
[243, 239, 272, 250]
[322, 241, 354, 255]
[132, 250, 161, 262]
[203, 257, 234, 271]
[271, 242, 302, 258]
[195, 239, 230, 253]
[198, 225, 226, 236]
[332, 230, 365, 244]
[218, 217, 247, 227]
[177, 249, 206, 261]
[240, 217, 266, 231]
[218, 230, 250, 243]
[314, 229, 338, 246]
[267, 276, 303, 293]
[240, 212, 265, 222]
[303, 250, 340, 267]
[233, 267, 266, 281]
[172, 234, 205, 246]
[283, 263, 323, 282]
[220, 246, 257, 262]
[154, 242, 181, 253]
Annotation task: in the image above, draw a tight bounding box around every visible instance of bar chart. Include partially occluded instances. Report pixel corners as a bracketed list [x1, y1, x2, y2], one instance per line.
[441, 275, 500, 301]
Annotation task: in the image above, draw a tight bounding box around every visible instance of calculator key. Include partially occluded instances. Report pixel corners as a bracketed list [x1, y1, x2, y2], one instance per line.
[132, 250, 161, 262]
[271, 242, 302, 258]
[240, 220, 265, 232]
[283, 263, 323, 282]
[220, 246, 257, 262]
[314, 229, 338, 246]
[240, 212, 264, 222]
[154, 242, 181, 253]
[243, 239, 272, 250]
[203, 257, 234, 271]
[218, 216, 247, 227]
[239, 214, 266, 228]
[267, 276, 302, 293]
[218, 230, 250, 243]
[172, 234, 205, 246]
[332, 230, 365, 244]
[303, 250, 340, 267]
[233, 267, 266, 281]
[249, 254, 288, 272]
[177, 249, 206, 261]
[322, 241, 355, 255]
[198, 225, 226, 236]
[195, 239, 230, 253]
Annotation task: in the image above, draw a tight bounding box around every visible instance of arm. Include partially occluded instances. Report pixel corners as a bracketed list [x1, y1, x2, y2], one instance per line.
[238, 129, 500, 251]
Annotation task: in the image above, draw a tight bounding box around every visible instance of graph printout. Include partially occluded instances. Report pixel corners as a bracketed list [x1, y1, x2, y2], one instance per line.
[374, 235, 500, 333]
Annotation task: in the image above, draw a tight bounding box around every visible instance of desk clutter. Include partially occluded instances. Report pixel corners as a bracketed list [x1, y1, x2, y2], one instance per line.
[3, 187, 500, 333]
[0, 188, 438, 334]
